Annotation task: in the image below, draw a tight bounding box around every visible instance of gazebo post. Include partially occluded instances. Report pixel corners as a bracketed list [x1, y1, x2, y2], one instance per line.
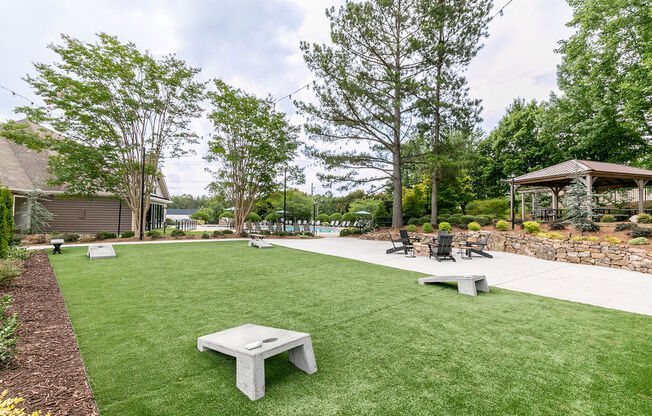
[585, 174, 593, 218]
[635, 179, 648, 214]
[510, 176, 515, 229]
[551, 187, 560, 220]
[521, 193, 525, 220]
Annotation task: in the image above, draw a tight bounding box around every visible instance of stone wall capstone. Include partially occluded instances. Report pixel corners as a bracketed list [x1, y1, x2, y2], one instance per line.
[360, 230, 652, 275]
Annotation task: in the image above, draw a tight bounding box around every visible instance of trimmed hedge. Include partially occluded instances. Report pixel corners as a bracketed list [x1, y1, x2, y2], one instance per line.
[120, 231, 135, 238]
[406, 224, 416, 232]
[422, 222, 433, 233]
[0, 188, 14, 258]
[438, 222, 451, 232]
[342, 212, 356, 222]
[468, 222, 481, 231]
[246, 212, 261, 222]
[523, 221, 541, 234]
[329, 213, 342, 222]
[495, 220, 509, 231]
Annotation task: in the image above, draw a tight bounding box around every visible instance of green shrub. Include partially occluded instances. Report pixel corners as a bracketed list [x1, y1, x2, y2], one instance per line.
[63, 233, 80, 242]
[475, 215, 492, 226]
[629, 227, 652, 238]
[170, 229, 185, 237]
[0, 259, 21, 288]
[329, 213, 342, 222]
[599, 215, 616, 223]
[406, 224, 416, 232]
[407, 218, 419, 225]
[246, 212, 261, 222]
[219, 211, 234, 219]
[7, 246, 31, 261]
[418, 215, 431, 226]
[448, 215, 462, 224]
[437, 215, 450, 223]
[523, 221, 541, 234]
[495, 220, 509, 231]
[615, 223, 636, 232]
[95, 231, 117, 240]
[339, 228, 352, 237]
[222, 229, 234, 235]
[466, 198, 509, 218]
[265, 213, 278, 222]
[316, 214, 330, 222]
[0, 188, 14, 259]
[422, 222, 434, 233]
[240, 231, 249, 237]
[637, 213, 652, 223]
[341, 212, 356, 223]
[147, 230, 162, 239]
[628, 237, 648, 245]
[575, 221, 599, 233]
[468, 222, 481, 231]
[212, 230, 223, 237]
[120, 231, 135, 238]
[460, 215, 475, 225]
[457, 223, 468, 230]
[0, 295, 19, 363]
[201, 232, 210, 239]
[351, 228, 363, 235]
[438, 222, 452, 232]
[166, 217, 176, 225]
[549, 221, 566, 230]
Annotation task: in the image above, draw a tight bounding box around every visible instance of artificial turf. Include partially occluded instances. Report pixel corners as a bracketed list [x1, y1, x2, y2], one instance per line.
[48, 242, 651, 415]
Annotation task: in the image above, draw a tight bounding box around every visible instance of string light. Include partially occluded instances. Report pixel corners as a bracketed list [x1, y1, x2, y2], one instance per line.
[0, 84, 35, 106]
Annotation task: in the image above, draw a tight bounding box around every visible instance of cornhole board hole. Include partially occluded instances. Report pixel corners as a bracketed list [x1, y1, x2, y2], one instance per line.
[197, 324, 317, 400]
[87, 244, 116, 260]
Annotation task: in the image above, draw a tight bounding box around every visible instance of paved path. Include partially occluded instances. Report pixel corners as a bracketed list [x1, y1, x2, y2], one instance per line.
[272, 238, 652, 316]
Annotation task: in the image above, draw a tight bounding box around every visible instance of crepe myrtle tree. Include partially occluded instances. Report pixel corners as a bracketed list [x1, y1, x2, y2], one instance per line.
[5, 33, 205, 233]
[205, 80, 302, 234]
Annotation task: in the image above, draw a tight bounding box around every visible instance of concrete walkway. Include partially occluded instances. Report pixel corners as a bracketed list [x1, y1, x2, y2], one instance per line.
[272, 238, 652, 316]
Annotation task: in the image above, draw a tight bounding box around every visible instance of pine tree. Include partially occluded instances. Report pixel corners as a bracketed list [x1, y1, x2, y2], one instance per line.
[563, 178, 598, 234]
[26, 189, 53, 235]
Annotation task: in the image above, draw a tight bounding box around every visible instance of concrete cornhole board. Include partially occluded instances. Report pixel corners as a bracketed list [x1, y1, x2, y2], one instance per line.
[197, 324, 317, 400]
[86, 244, 116, 260]
[418, 275, 489, 296]
[248, 234, 273, 249]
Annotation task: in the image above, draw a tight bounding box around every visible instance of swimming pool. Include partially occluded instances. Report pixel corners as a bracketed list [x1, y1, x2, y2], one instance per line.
[200, 224, 341, 234]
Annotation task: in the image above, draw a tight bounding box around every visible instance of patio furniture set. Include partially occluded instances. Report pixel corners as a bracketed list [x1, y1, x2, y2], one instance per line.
[387, 230, 493, 261]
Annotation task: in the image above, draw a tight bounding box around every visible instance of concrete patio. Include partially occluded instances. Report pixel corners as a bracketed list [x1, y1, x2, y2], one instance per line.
[273, 238, 652, 316]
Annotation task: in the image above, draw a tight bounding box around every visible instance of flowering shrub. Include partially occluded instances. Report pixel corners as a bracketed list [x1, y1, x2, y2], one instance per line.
[0, 390, 49, 415]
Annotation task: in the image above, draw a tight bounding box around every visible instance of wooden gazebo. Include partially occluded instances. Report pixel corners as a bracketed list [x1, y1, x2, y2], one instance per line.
[509, 159, 652, 221]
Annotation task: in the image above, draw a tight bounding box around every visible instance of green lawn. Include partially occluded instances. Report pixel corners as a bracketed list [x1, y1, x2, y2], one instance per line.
[49, 242, 651, 415]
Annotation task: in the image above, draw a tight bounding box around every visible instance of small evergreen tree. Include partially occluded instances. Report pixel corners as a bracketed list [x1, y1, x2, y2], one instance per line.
[26, 189, 53, 235]
[564, 178, 598, 234]
[0, 188, 14, 258]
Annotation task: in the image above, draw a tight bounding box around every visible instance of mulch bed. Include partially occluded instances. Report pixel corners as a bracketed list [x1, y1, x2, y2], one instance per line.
[0, 250, 98, 416]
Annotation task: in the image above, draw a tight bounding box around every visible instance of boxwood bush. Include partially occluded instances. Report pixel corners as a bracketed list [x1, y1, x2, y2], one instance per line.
[316, 213, 330, 223]
[523, 221, 541, 234]
[339, 228, 352, 237]
[422, 222, 434, 233]
[407, 218, 419, 225]
[448, 215, 462, 225]
[170, 229, 185, 237]
[628, 237, 648, 245]
[475, 215, 493, 226]
[460, 215, 475, 225]
[438, 222, 451, 232]
[406, 224, 416, 232]
[146, 230, 162, 239]
[418, 215, 431, 226]
[437, 215, 450, 223]
[329, 213, 342, 222]
[468, 222, 481, 231]
[495, 220, 509, 231]
[120, 231, 135, 238]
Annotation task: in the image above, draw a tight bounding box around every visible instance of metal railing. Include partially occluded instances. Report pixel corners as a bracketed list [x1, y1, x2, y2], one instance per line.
[176, 219, 198, 232]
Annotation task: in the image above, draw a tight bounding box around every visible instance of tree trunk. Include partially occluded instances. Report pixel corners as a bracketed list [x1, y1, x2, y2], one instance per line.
[431, 32, 443, 225]
[431, 170, 438, 224]
[392, 157, 403, 228]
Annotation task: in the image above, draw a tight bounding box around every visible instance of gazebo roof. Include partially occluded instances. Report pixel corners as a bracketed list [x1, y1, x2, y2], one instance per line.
[513, 159, 652, 189]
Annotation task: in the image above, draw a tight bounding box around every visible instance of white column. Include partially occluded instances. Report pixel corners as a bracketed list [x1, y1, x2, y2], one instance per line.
[636, 179, 648, 214]
[585, 175, 593, 217]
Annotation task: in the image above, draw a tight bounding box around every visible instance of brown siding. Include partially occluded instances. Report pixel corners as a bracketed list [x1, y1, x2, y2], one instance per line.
[42, 197, 132, 234]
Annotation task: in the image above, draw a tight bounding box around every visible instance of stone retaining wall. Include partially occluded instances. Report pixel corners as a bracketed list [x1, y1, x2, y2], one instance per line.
[361, 231, 652, 274]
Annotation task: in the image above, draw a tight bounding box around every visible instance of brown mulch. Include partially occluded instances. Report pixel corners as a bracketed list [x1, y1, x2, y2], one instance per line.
[0, 251, 98, 416]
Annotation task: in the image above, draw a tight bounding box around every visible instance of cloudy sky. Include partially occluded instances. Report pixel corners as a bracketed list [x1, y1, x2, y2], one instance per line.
[0, 0, 574, 196]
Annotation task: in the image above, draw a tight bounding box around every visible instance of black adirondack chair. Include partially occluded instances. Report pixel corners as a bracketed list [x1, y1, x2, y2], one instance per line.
[428, 234, 455, 262]
[464, 232, 493, 258]
[386, 229, 413, 254]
